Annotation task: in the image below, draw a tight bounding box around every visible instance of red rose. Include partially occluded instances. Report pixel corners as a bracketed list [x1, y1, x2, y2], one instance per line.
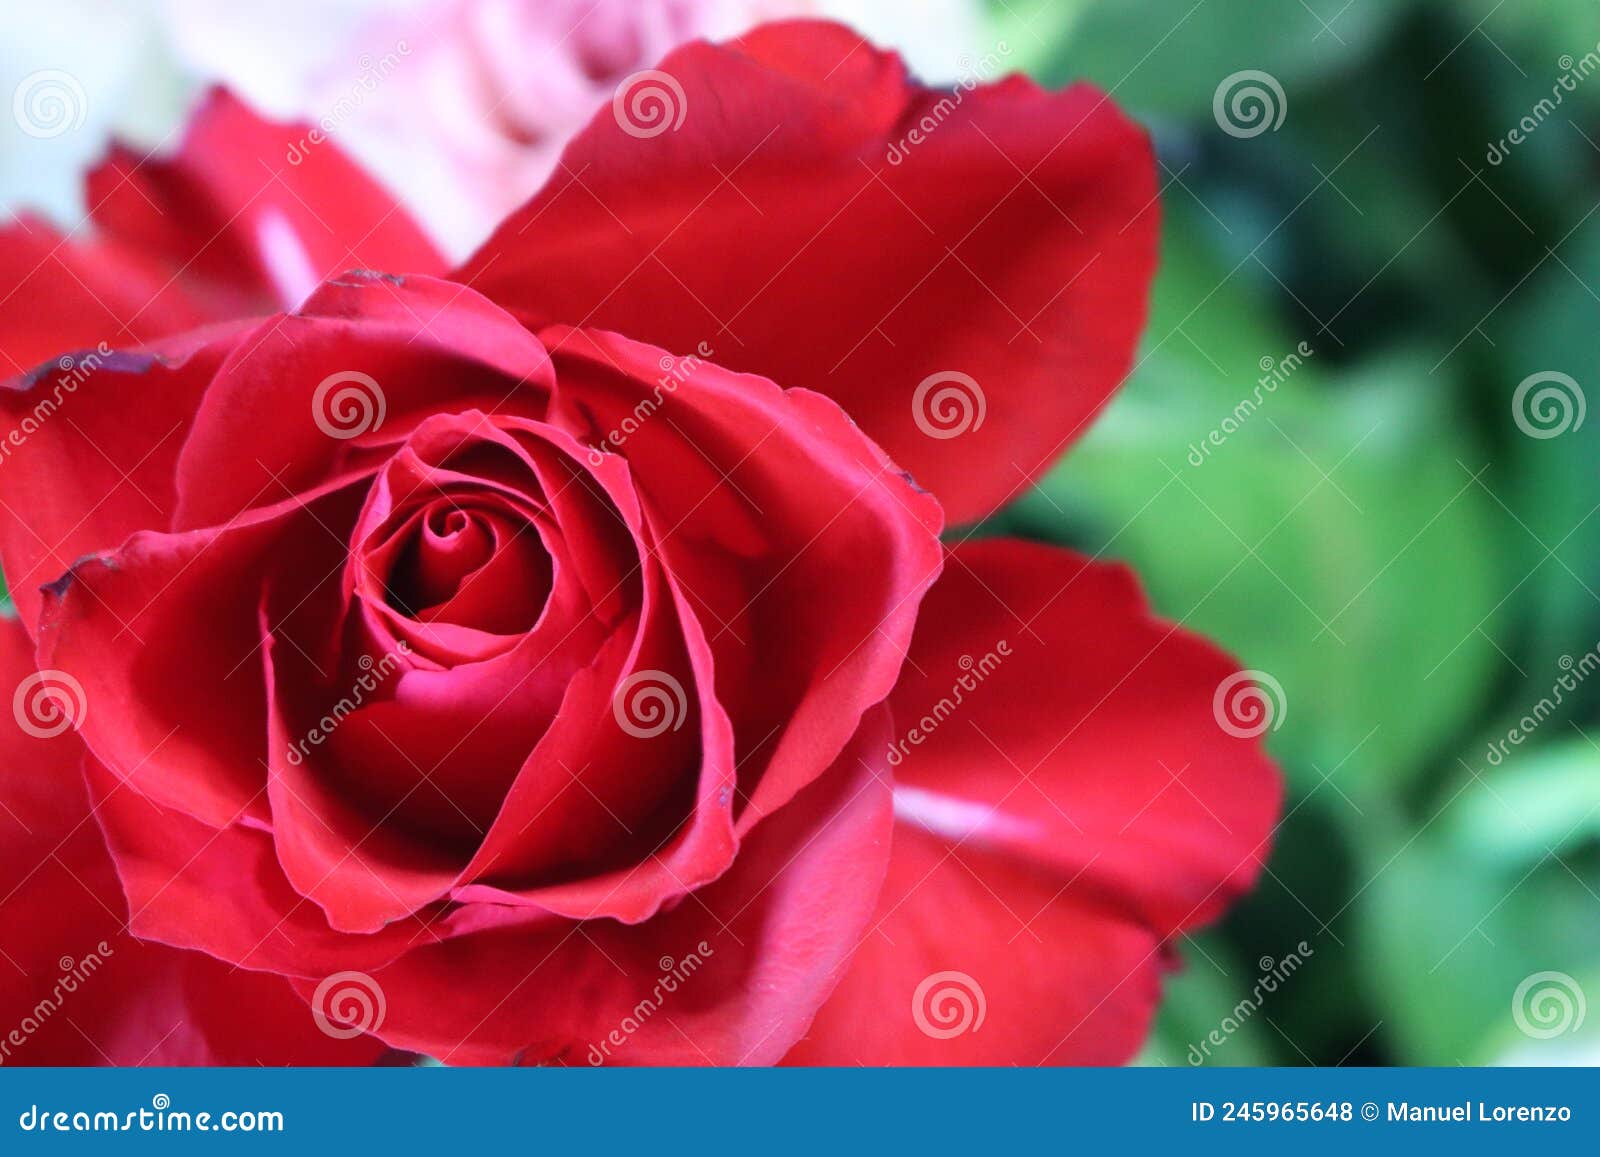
[0, 21, 1279, 1065]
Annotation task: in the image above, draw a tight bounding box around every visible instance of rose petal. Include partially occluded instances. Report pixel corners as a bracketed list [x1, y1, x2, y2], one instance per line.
[0, 87, 446, 385]
[326, 709, 895, 1065]
[0, 614, 383, 1065]
[37, 494, 356, 830]
[0, 322, 248, 632]
[892, 539, 1280, 931]
[783, 825, 1163, 1065]
[172, 273, 554, 531]
[542, 326, 943, 828]
[86, 754, 436, 980]
[458, 20, 1157, 524]
[786, 538, 1281, 1063]
[0, 214, 212, 376]
[86, 87, 446, 314]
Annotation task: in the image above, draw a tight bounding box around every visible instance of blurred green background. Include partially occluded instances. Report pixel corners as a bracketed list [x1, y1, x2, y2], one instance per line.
[981, 0, 1600, 1064]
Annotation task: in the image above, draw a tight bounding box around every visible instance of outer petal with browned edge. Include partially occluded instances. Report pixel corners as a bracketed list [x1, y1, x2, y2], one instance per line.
[457, 19, 1157, 525]
[0, 615, 385, 1065]
[0, 321, 251, 633]
[784, 539, 1281, 1064]
[0, 214, 211, 375]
